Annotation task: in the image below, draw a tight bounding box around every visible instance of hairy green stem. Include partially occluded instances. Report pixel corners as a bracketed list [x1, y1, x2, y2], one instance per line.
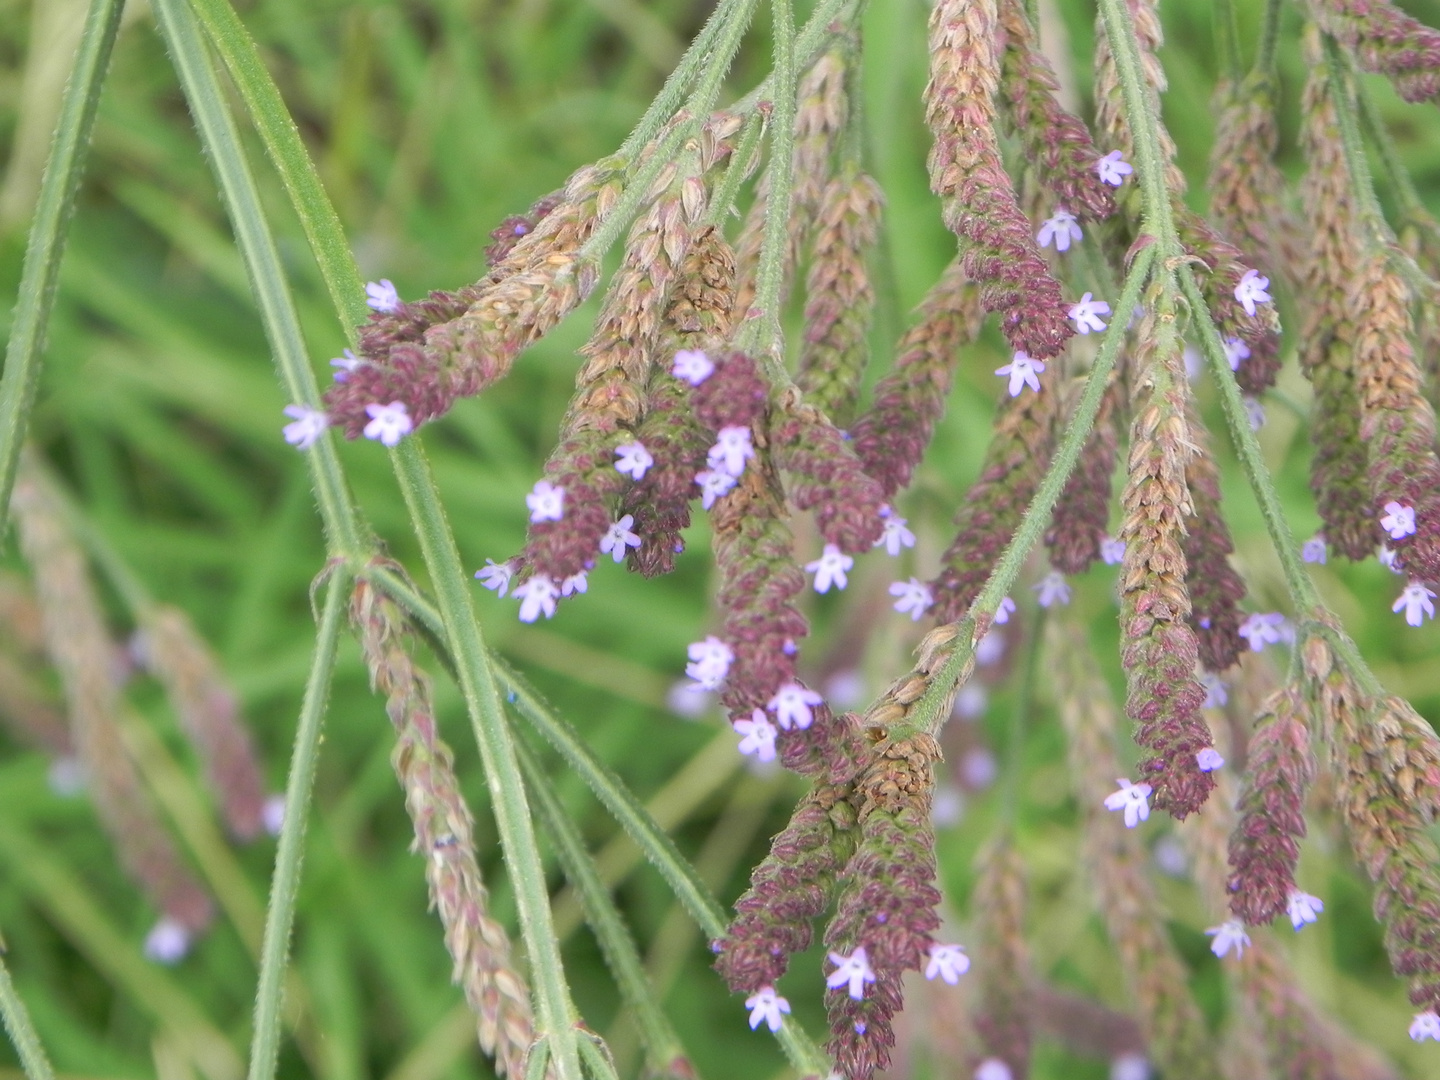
[1213, 0, 1240, 82]
[0, 0, 124, 542]
[900, 243, 1159, 740]
[0, 941, 56, 1080]
[704, 110, 764, 228]
[1254, 0, 1282, 74]
[390, 439, 584, 1080]
[515, 741, 691, 1080]
[247, 569, 349, 1080]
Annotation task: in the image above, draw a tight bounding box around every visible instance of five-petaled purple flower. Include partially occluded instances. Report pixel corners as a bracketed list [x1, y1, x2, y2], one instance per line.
[1222, 337, 1251, 371]
[1394, 581, 1437, 627]
[1104, 779, 1152, 828]
[330, 349, 362, 380]
[1205, 919, 1251, 959]
[696, 469, 737, 510]
[889, 578, 933, 621]
[1068, 293, 1111, 334]
[734, 709, 778, 762]
[515, 575, 559, 622]
[875, 513, 917, 556]
[1302, 536, 1327, 564]
[1097, 150, 1133, 186]
[1234, 269, 1272, 317]
[1287, 890, 1324, 930]
[363, 401, 413, 446]
[686, 636, 733, 690]
[1036, 210, 1082, 252]
[599, 515, 642, 562]
[365, 279, 401, 313]
[1033, 571, 1071, 608]
[768, 682, 823, 730]
[924, 943, 970, 985]
[1381, 501, 1417, 540]
[826, 946, 876, 1000]
[744, 986, 790, 1032]
[707, 426, 755, 477]
[526, 479, 565, 523]
[995, 351, 1045, 397]
[672, 349, 714, 385]
[283, 405, 328, 449]
[475, 559, 514, 596]
[1238, 612, 1287, 651]
[1196, 748, 1225, 772]
[614, 441, 654, 480]
[806, 544, 853, 593]
[1410, 1011, 1440, 1042]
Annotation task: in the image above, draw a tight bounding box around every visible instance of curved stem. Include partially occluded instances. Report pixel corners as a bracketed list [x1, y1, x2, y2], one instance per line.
[1213, 0, 1240, 83]
[1254, 0, 1282, 75]
[0, 942, 56, 1080]
[247, 569, 349, 1080]
[0, 0, 125, 542]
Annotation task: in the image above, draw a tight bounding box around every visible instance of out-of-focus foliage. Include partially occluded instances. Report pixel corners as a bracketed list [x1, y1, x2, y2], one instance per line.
[1, 1, 1440, 1078]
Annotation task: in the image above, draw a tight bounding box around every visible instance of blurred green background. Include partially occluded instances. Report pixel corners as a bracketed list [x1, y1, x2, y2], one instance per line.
[3, 0, 1440, 1078]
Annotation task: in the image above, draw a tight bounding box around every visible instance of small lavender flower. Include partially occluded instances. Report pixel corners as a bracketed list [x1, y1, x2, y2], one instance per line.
[1380, 545, 1404, 573]
[143, 917, 191, 965]
[1100, 536, 1126, 565]
[1287, 890, 1324, 930]
[825, 946, 876, 1000]
[975, 630, 1005, 666]
[805, 544, 853, 593]
[1233, 269, 1272, 316]
[1104, 779, 1152, 828]
[734, 709, 778, 762]
[1393, 581, 1437, 626]
[995, 351, 1045, 396]
[745, 986, 790, 1032]
[1110, 1054, 1150, 1080]
[363, 401, 413, 446]
[686, 637, 734, 691]
[598, 515, 641, 563]
[1196, 748, 1225, 772]
[1222, 336, 1251, 370]
[975, 1060, 1013, 1080]
[1301, 535, 1327, 564]
[1410, 1011, 1440, 1042]
[1244, 396, 1266, 431]
[1068, 293, 1111, 334]
[1036, 209, 1082, 251]
[614, 441, 653, 480]
[262, 794, 285, 837]
[1032, 571, 1071, 607]
[994, 596, 1016, 624]
[924, 943, 971, 984]
[525, 480, 565, 523]
[515, 575, 558, 622]
[1096, 150, 1133, 186]
[767, 682, 823, 731]
[365, 279, 401, 313]
[560, 570, 588, 597]
[1199, 672, 1228, 709]
[888, 577, 934, 621]
[282, 405, 328, 449]
[474, 559, 514, 597]
[707, 426, 755, 478]
[672, 349, 714, 385]
[1238, 612, 1286, 651]
[1381, 500, 1418, 540]
[1205, 919, 1251, 959]
[330, 349, 362, 380]
[696, 469, 737, 509]
[875, 513, 917, 556]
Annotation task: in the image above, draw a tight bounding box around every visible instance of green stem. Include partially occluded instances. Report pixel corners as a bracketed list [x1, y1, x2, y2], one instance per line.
[1002, 609, 1045, 825]
[0, 942, 55, 1080]
[1254, 0, 1282, 75]
[1213, 0, 1240, 83]
[1355, 73, 1440, 239]
[151, 0, 364, 555]
[901, 243, 1159, 740]
[0, 0, 124, 542]
[704, 110, 764, 228]
[735, 0, 798, 368]
[247, 570, 349, 1080]
[389, 439, 584, 1080]
[515, 741, 691, 1079]
[185, 0, 369, 332]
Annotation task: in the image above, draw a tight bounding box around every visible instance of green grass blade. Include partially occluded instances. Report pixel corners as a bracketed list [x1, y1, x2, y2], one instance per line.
[0, 0, 125, 540]
[0, 943, 55, 1080]
[148, 0, 363, 555]
[390, 439, 585, 1080]
[515, 740, 692, 1080]
[184, 0, 369, 330]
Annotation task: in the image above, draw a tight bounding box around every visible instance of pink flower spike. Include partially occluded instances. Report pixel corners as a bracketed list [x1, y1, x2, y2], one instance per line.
[363, 401, 413, 446]
[1205, 919, 1251, 959]
[768, 682, 823, 731]
[734, 709, 778, 762]
[1036, 209, 1082, 252]
[995, 351, 1045, 396]
[1381, 501, 1417, 540]
[744, 986, 790, 1032]
[672, 349, 714, 385]
[826, 946, 876, 1000]
[1234, 269, 1272, 317]
[282, 405, 328, 449]
[1097, 150, 1133, 186]
[924, 943, 970, 984]
[1103, 779, 1152, 828]
[365, 279, 401, 313]
[525, 479, 565, 523]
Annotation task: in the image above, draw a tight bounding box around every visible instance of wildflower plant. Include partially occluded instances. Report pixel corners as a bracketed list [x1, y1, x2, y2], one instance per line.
[8, 0, 1440, 1079]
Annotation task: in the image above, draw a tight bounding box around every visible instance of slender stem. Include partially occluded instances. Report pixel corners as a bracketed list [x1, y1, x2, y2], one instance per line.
[1254, 0, 1282, 75]
[576, 1034, 621, 1080]
[736, 0, 798, 367]
[901, 243, 1159, 740]
[185, 0, 369, 332]
[151, 0, 365, 555]
[0, 943, 56, 1080]
[1213, 0, 1240, 83]
[247, 570, 349, 1080]
[0, 0, 125, 542]
[515, 741, 690, 1079]
[1354, 71, 1440, 242]
[389, 439, 584, 1080]
[704, 110, 764, 228]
